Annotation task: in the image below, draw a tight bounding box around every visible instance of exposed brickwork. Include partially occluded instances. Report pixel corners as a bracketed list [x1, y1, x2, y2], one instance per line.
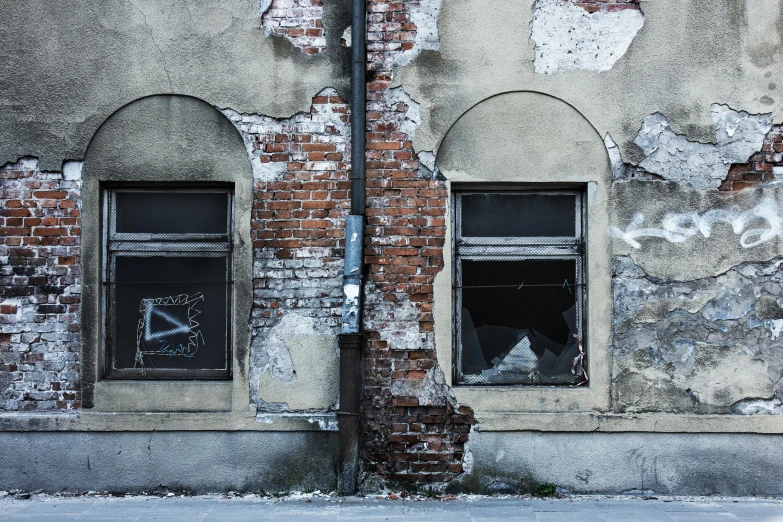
[361, 1, 476, 485]
[367, 0, 418, 71]
[262, 0, 327, 56]
[0, 158, 81, 411]
[568, 0, 641, 13]
[223, 89, 352, 406]
[719, 124, 783, 192]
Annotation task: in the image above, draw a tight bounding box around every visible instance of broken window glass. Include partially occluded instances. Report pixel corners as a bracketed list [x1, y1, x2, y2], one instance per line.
[104, 187, 233, 379]
[455, 191, 586, 386]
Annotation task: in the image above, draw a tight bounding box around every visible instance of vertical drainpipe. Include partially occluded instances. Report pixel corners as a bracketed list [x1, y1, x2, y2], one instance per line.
[337, 0, 366, 496]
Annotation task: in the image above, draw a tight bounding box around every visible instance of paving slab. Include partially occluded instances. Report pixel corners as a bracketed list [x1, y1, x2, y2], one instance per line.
[0, 494, 782, 521]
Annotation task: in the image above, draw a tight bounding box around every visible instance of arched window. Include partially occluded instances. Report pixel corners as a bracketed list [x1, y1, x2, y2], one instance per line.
[80, 95, 252, 411]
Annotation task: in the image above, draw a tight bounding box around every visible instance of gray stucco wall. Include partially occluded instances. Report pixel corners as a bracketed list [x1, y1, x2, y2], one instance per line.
[462, 431, 783, 496]
[0, 0, 351, 170]
[0, 431, 337, 493]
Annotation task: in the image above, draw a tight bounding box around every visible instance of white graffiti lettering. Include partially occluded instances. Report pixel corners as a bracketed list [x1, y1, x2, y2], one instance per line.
[610, 198, 782, 249]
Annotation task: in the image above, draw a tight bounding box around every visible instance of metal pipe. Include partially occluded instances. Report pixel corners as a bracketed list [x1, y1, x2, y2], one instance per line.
[337, 0, 367, 496]
[349, 0, 366, 216]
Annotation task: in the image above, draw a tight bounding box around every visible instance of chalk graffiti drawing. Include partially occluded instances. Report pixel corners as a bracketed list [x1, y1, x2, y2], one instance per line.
[610, 198, 783, 249]
[135, 293, 204, 369]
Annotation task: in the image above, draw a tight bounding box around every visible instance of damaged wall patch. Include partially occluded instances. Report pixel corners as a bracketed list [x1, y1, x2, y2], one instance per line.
[633, 105, 773, 190]
[260, 0, 327, 55]
[530, 0, 644, 74]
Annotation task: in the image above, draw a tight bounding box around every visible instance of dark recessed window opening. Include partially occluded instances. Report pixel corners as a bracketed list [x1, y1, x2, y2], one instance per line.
[104, 187, 233, 379]
[454, 190, 586, 386]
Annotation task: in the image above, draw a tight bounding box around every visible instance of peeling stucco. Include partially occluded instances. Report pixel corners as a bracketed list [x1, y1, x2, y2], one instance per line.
[604, 134, 626, 180]
[530, 0, 644, 74]
[260, 0, 328, 55]
[250, 313, 339, 412]
[613, 256, 783, 413]
[221, 88, 351, 182]
[633, 105, 773, 189]
[380, 87, 422, 140]
[731, 397, 783, 415]
[392, 0, 443, 68]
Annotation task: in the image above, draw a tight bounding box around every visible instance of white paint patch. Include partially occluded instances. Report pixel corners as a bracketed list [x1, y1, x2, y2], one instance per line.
[393, 0, 442, 67]
[341, 26, 351, 47]
[530, 0, 644, 74]
[633, 105, 773, 189]
[604, 134, 626, 180]
[62, 161, 83, 182]
[381, 87, 422, 140]
[731, 397, 783, 415]
[417, 151, 436, 172]
[610, 198, 783, 250]
[341, 283, 361, 333]
[767, 319, 783, 340]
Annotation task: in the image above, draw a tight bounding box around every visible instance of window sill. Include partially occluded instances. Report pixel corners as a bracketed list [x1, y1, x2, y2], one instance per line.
[92, 380, 233, 412]
[453, 385, 608, 414]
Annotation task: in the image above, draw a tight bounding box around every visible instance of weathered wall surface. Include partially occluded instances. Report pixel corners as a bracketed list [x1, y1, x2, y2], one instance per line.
[0, 159, 81, 411]
[396, 0, 781, 165]
[463, 431, 783, 496]
[224, 90, 350, 413]
[0, 431, 338, 493]
[359, 0, 477, 486]
[3, 0, 783, 495]
[0, 0, 351, 170]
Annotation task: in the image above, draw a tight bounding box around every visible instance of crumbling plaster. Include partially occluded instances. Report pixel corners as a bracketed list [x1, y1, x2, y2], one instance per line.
[632, 105, 773, 189]
[613, 256, 783, 414]
[0, 0, 351, 170]
[394, 0, 782, 168]
[251, 314, 340, 412]
[530, 0, 644, 74]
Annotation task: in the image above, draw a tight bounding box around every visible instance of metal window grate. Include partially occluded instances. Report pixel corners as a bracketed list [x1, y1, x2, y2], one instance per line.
[103, 186, 234, 380]
[454, 191, 587, 386]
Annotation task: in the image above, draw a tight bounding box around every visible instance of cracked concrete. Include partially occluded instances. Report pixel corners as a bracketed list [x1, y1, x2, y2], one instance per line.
[530, 0, 644, 74]
[633, 105, 773, 189]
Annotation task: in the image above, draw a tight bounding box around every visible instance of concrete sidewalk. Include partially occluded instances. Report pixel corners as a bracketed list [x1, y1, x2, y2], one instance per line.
[2, 494, 783, 521]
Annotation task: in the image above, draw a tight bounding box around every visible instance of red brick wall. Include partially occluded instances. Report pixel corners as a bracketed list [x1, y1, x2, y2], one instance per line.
[262, 0, 327, 55]
[568, 0, 641, 13]
[222, 89, 353, 406]
[720, 124, 783, 191]
[361, 0, 476, 485]
[0, 158, 81, 411]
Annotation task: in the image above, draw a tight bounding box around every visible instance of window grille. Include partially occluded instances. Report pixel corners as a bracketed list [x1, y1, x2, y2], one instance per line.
[103, 186, 233, 379]
[454, 191, 587, 386]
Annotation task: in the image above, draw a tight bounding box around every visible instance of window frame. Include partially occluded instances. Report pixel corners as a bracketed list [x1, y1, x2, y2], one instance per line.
[101, 184, 235, 381]
[452, 189, 587, 387]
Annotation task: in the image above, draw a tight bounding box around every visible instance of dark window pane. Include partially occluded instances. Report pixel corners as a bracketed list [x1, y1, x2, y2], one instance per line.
[461, 193, 576, 238]
[110, 255, 229, 372]
[115, 191, 229, 235]
[459, 259, 579, 384]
